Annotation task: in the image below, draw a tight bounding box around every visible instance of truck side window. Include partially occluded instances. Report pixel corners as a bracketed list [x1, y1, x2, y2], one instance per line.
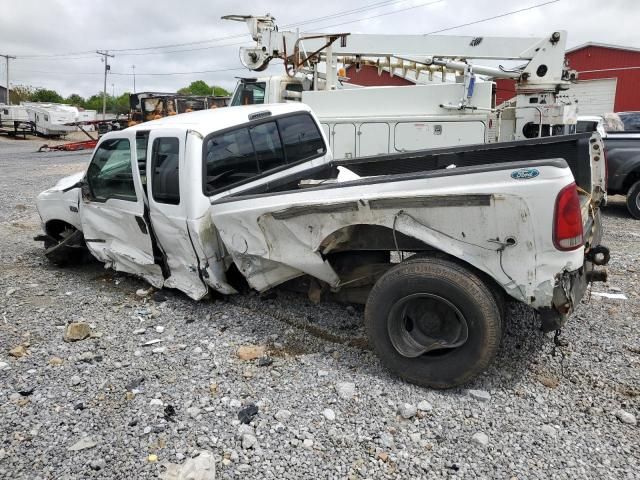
[136, 131, 150, 187]
[231, 82, 266, 106]
[204, 127, 259, 193]
[249, 121, 285, 172]
[86, 138, 137, 202]
[151, 137, 180, 205]
[278, 114, 326, 163]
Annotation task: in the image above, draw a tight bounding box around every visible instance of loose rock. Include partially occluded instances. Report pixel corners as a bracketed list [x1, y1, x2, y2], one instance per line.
[336, 382, 355, 400]
[467, 389, 491, 402]
[67, 436, 98, 451]
[241, 434, 257, 450]
[63, 322, 91, 342]
[398, 403, 417, 419]
[274, 409, 291, 422]
[48, 356, 64, 366]
[417, 400, 433, 412]
[9, 345, 28, 358]
[471, 432, 489, 447]
[237, 345, 265, 361]
[323, 408, 336, 421]
[159, 450, 217, 480]
[614, 409, 637, 425]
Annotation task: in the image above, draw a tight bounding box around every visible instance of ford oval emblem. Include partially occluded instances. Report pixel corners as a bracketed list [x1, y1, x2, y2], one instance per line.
[511, 168, 540, 180]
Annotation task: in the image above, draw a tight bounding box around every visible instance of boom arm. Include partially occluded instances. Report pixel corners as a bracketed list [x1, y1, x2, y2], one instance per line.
[223, 14, 574, 91]
[224, 14, 579, 140]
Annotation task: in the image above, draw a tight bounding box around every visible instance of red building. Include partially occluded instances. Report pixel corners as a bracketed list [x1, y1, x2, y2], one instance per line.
[495, 42, 640, 113]
[344, 64, 415, 86]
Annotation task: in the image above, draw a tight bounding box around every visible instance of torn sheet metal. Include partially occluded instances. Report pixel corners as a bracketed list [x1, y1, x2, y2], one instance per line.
[212, 190, 540, 305]
[80, 200, 164, 288]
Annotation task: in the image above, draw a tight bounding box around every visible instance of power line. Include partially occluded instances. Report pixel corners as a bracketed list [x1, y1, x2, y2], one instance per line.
[12, 0, 419, 59]
[300, 0, 445, 31]
[281, 0, 410, 28]
[425, 0, 561, 34]
[12, 66, 249, 77]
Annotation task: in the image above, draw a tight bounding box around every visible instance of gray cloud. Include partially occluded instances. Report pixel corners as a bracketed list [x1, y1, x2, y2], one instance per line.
[0, 0, 636, 98]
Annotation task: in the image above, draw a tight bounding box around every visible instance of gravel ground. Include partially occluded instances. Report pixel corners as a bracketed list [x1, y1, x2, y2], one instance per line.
[0, 137, 638, 479]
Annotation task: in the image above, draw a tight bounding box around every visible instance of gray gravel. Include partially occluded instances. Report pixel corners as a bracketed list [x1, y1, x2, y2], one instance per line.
[0, 137, 638, 479]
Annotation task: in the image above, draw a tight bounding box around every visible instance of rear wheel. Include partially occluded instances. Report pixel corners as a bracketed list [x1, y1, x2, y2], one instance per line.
[364, 256, 502, 389]
[626, 180, 640, 219]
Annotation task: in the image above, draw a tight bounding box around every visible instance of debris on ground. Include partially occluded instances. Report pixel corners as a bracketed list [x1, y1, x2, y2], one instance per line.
[236, 345, 265, 361]
[63, 322, 91, 342]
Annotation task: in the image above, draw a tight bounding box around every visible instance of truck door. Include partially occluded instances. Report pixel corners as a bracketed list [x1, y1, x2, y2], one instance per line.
[79, 131, 164, 287]
[146, 129, 208, 300]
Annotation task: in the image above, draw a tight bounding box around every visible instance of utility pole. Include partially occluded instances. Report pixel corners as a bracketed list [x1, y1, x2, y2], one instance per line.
[96, 50, 114, 120]
[1, 54, 16, 105]
[112, 83, 115, 97]
[131, 65, 136, 93]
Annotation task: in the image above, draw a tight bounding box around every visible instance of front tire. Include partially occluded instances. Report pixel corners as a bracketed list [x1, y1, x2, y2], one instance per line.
[364, 256, 502, 389]
[626, 180, 640, 219]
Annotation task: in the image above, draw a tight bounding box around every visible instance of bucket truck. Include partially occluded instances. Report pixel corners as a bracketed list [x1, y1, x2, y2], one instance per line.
[224, 14, 578, 157]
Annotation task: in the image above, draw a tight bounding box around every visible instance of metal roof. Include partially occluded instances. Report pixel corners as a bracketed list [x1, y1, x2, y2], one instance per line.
[567, 42, 640, 55]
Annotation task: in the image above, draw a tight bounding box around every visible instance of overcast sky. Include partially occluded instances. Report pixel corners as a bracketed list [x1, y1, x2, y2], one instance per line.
[1, 0, 637, 98]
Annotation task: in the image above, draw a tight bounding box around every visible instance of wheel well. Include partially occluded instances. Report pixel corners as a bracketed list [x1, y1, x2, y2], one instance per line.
[319, 224, 434, 254]
[45, 220, 76, 239]
[319, 224, 506, 311]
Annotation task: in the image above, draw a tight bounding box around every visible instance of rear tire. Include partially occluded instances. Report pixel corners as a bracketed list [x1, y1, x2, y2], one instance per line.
[364, 256, 502, 389]
[626, 180, 640, 219]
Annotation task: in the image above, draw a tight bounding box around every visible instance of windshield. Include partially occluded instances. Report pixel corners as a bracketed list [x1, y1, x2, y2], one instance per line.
[576, 121, 598, 133]
[231, 81, 266, 106]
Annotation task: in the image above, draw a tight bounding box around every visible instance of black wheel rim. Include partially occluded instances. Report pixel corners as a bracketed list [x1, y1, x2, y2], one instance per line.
[387, 293, 469, 358]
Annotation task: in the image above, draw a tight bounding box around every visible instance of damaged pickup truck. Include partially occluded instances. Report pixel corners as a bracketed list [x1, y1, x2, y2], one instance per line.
[36, 103, 609, 388]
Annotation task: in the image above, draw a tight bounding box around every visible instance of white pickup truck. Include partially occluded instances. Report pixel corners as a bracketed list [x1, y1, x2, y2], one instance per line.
[36, 103, 609, 388]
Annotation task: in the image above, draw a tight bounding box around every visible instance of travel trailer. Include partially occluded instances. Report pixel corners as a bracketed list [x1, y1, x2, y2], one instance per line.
[23, 103, 78, 136]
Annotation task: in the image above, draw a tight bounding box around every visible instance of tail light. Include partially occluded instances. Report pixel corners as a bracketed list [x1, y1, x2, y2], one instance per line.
[553, 182, 584, 251]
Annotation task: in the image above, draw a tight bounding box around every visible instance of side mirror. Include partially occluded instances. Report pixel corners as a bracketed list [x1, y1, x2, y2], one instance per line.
[61, 180, 85, 193]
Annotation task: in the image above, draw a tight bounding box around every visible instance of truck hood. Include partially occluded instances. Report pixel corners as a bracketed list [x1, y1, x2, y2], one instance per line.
[50, 171, 85, 192]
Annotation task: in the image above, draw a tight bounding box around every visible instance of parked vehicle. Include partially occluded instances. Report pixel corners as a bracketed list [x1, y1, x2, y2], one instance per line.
[23, 102, 78, 136]
[35, 104, 608, 388]
[617, 111, 640, 131]
[224, 14, 579, 157]
[129, 92, 230, 124]
[574, 114, 640, 218]
[0, 104, 31, 136]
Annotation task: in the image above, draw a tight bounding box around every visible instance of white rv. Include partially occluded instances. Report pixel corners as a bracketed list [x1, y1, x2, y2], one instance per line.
[23, 103, 78, 136]
[0, 104, 29, 125]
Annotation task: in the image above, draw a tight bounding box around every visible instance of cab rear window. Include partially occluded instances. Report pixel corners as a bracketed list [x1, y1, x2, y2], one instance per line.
[203, 112, 326, 194]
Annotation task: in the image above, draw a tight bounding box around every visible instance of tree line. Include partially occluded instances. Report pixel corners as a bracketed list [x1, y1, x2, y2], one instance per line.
[8, 81, 230, 114]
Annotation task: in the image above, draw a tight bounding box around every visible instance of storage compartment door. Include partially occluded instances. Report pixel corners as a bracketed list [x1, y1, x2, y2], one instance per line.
[332, 123, 356, 160]
[394, 121, 486, 152]
[358, 123, 389, 157]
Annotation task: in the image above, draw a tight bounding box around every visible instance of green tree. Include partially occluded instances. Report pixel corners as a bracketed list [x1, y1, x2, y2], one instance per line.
[114, 93, 130, 114]
[84, 93, 105, 112]
[65, 94, 85, 107]
[31, 88, 64, 103]
[212, 85, 230, 97]
[8, 84, 35, 104]
[178, 80, 213, 96]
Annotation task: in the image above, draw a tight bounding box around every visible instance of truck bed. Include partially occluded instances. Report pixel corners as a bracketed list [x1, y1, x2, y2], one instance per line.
[221, 133, 597, 200]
